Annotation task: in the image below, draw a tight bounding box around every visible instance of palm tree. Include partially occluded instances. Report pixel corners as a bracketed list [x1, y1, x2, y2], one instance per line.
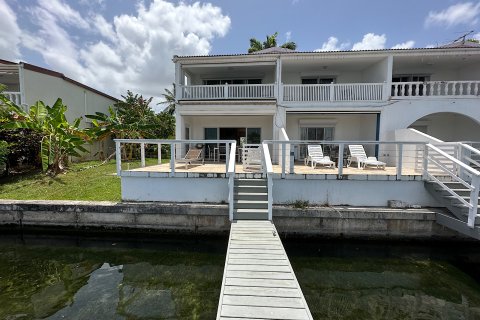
[248, 32, 297, 53]
[158, 84, 176, 115]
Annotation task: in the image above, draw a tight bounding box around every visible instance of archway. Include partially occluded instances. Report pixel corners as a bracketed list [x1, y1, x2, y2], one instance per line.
[408, 112, 480, 142]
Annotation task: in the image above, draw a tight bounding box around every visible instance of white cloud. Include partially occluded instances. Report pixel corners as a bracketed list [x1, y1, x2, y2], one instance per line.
[0, 0, 21, 61]
[315, 36, 350, 51]
[352, 33, 386, 50]
[425, 2, 480, 28]
[285, 31, 292, 42]
[37, 0, 90, 30]
[21, 0, 231, 108]
[473, 32, 480, 40]
[391, 40, 415, 49]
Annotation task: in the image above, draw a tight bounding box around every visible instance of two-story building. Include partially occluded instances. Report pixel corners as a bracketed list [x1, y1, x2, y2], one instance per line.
[173, 43, 480, 161]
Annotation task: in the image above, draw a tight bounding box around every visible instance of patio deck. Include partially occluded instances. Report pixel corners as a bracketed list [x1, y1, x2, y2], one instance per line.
[127, 161, 422, 176]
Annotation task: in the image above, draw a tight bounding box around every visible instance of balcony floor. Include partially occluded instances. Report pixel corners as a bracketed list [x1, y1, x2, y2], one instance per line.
[127, 161, 421, 176]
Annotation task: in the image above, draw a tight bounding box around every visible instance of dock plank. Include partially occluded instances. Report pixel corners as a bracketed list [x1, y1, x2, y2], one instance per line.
[216, 220, 313, 320]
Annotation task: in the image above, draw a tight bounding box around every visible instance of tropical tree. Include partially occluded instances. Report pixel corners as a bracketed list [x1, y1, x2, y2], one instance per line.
[0, 96, 90, 175]
[158, 84, 176, 115]
[248, 32, 297, 53]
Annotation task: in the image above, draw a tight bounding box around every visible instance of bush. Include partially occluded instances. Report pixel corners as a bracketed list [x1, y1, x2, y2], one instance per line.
[0, 140, 8, 175]
[0, 129, 41, 172]
[291, 200, 309, 209]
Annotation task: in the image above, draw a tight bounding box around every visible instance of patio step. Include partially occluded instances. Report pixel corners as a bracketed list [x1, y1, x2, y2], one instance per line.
[234, 200, 269, 209]
[235, 178, 267, 186]
[235, 192, 268, 201]
[234, 185, 267, 193]
[233, 209, 269, 220]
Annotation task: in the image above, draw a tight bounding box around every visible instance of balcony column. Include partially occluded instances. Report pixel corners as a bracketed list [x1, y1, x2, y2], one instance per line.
[174, 62, 182, 100]
[19, 63, 26, 109]
[175, 111, 185, 159]
[276, 56, 283, 102]
[384, 55, 393, 100]
[273, 106, 286, 164]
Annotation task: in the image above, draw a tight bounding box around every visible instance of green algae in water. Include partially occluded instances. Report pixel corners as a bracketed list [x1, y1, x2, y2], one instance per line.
[0, 235, 227, 320]
[288, 241, 480, 320]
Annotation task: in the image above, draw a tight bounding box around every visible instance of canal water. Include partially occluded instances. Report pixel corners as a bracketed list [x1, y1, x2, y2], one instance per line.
[1, 232, 480, 320]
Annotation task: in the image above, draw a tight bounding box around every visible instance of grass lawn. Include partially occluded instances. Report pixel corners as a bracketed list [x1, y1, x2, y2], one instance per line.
[0, 158, 165, 202]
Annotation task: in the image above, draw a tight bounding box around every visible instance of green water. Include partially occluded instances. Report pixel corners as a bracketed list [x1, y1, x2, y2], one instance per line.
[0, 233, 227, 320]
[286, 239, 480, 320]
[1, 233, 480, 320]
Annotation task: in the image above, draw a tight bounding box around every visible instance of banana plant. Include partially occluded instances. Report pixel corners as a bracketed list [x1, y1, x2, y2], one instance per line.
[0, 95, 90, 175]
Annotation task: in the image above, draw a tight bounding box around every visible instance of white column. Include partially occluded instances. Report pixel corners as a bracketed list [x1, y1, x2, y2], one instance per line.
[174, 62, 182, 100]
[275, 57, 283, 103]
[273, 106, 286, 164]
[18, 63, 27, 110]
[384, 55, 393, 100]
[175, 111, 184, 159]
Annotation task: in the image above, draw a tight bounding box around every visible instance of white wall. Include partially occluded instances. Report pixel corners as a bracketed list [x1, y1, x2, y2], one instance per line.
[286, 113, 378, 141]
[362, 57, 388, 82]
[379, 99, 480, 141]
[23, 69, 115, 126]
[122, 177, 228, 202]
[282, 71, 363, 84]
[273, 179, 437, 207]
[183, 115, 274, 140]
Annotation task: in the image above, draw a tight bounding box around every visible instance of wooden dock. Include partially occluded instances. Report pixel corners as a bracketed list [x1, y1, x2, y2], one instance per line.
[216, 220, 313, 320]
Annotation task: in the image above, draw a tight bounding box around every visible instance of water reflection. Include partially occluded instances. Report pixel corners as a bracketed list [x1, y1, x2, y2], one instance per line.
[0, 233, 226, 320]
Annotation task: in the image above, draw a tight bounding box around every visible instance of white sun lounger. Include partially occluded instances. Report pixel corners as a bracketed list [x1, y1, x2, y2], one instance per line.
[305, 145, 335, 169]
[348, 145, 385, 170]
[177, 148, 204, 169]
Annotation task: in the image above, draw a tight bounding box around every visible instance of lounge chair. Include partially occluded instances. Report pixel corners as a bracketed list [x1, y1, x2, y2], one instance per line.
[305, 145, 335, 169]
[347, 145, 385, 169]
[177, 148, 204, 169]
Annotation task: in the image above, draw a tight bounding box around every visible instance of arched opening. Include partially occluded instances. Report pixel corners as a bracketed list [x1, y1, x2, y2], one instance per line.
[408, 112, 480, 142]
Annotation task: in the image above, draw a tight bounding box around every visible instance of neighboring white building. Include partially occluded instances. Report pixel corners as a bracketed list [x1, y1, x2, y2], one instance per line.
[0, 58, 118, 159]
[173, 42, 480, 159]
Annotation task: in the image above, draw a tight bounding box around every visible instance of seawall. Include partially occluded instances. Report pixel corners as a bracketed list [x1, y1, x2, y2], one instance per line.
[0, 200, 464, 239]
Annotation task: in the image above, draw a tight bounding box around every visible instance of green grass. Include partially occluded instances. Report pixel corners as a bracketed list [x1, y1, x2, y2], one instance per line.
[0, 158, 167, 202]
[0, 161, 121, 201]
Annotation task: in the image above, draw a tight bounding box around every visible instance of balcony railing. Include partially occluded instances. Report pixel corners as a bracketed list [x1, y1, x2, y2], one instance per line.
[3, 91, 22, 105]
[391, 81, 480, 98]
[180, 84, 275, 100]
[283, 83, 385, 102]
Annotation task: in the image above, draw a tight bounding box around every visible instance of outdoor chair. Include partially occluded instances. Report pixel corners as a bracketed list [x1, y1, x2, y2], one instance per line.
[305, 145, 335, 169]
[347, 145, 385, 170]
[177, 148, 204, 169]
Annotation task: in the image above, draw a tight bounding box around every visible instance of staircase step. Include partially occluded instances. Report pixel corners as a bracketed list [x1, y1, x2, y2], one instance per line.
[234, 185, 267, 193]
[235, 192, 268, 201]
[235, 179, 267, 186]
[234, 200, 269, 209]
[233, 208, 269, 220]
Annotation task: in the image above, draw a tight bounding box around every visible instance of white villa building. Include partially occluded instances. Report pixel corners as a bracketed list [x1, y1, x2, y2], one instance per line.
[173, 43, 480, 150]
[0, 58, 118, 158]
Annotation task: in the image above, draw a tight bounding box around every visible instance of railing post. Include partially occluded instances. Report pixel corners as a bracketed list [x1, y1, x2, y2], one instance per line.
[229, 175, 234, 221]
[170, 143, 176, 177]
[157, 143, 162, 164]
[281, 143, 286, 179]
[225, 142, 230, 174]
[329, 83, 334, 101]
[140, 142, 145, 167]
[224, 83, 228, 99]
[468, 175, 480, 228]
[268, 175, 273, 221]
[396, 143, 403, 179]
[289, 143, 295, 174]
[423, 144, 429, 180]
[115, 140, 122, 176]
[338, 143, 344, 177]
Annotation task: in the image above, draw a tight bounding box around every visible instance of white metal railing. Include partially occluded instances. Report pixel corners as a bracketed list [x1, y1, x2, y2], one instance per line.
[262, 143, 274, 220]
[263, 140, 427, 178]
[3, 91, 22, 105]
[227, 141, 237, 221]
[391, 81, 480, 98]
[180, 84, 275, 100]
[283, 83, 385, 102]
[114, 139, 236, 176]
[425, 144, 480, 227]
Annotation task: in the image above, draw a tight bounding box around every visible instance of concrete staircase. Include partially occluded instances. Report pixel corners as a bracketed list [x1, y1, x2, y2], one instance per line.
[233, 178, 269, 220]
[425, 181, 480, 239]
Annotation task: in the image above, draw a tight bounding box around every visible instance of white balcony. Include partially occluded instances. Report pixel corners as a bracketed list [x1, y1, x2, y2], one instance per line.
[392, 81, 480, 99]
[282, 83, 385, 102]
[180, 84, 276, 100]
[3, 91, 22, 105]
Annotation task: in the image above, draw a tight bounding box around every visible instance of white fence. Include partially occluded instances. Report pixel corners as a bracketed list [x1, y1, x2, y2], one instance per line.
[392, 81, 480, 98]
[283, 83, 385, 102]
[180, 84, 275, 100]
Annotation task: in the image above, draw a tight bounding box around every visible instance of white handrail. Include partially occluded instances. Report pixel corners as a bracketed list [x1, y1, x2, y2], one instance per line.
[283, 83, 384, 102]
[180, 84, 275, 100]
[427, 144, 480, 176]
[227, 141, 236, 221]
[262, 143, 273, 221]
[227, 142, 237, 175]
[391, 81, 480, 97]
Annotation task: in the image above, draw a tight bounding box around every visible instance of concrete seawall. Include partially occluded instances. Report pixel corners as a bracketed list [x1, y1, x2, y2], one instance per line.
[0, 200, 463, 239]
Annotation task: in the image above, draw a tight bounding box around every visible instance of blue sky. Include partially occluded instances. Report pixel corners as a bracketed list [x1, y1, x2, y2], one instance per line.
[0, 0, 479, 107]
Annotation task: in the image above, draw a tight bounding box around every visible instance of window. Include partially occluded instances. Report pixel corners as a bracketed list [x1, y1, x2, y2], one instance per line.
[300, 127, 334, 158]
[301, 77, 335, 84]
[246, 128, 261, 144]
[203, 79, 262, 85]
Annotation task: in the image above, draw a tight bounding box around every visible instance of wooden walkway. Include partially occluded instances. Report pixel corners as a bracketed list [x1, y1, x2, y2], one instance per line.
[216, 220, 313, 320]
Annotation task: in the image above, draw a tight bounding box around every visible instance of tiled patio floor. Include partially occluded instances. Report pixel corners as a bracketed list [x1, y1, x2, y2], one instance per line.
[128, 162, 422, 176]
